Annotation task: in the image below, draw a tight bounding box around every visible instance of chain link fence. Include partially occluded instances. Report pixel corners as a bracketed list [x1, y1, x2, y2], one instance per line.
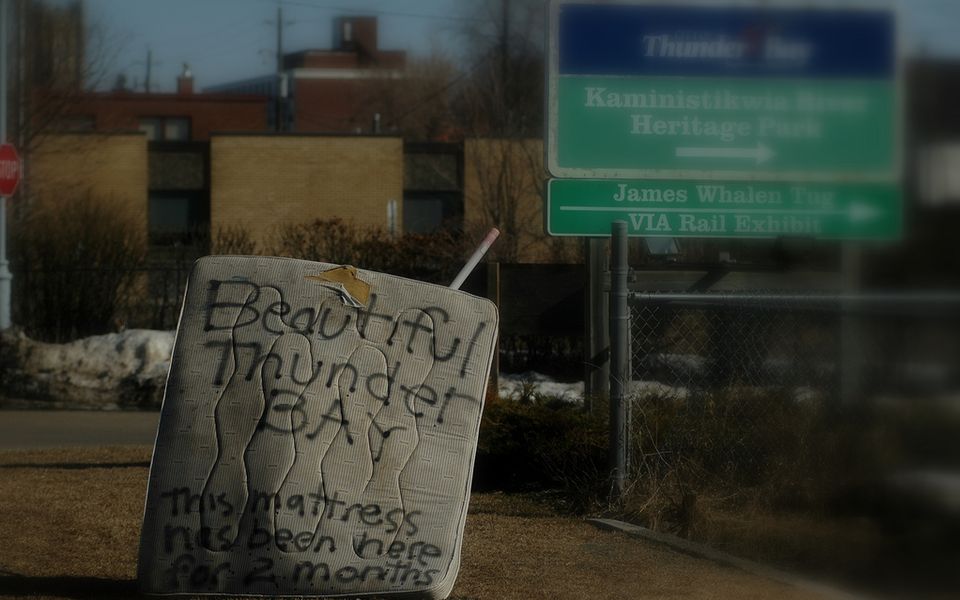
[627, 291, 960, 501]
[631, 291, 960, 398]
[632, 293, 835, 396]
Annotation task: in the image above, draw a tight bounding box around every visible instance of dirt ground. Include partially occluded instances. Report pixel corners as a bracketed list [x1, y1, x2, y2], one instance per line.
[0, 446, 825, 600]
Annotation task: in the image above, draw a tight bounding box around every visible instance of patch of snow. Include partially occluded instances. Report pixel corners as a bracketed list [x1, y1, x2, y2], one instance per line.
[2, 329, 176, 408]
[631, 380, 690, 400]
[24, 329, 175, 389]
[498, 372, 584, 402]
[496, 373, 688, 403]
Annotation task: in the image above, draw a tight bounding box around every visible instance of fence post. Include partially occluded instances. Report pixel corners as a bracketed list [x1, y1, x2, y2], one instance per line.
[584, 238, 609, 407]
[609, 221, 630, 497]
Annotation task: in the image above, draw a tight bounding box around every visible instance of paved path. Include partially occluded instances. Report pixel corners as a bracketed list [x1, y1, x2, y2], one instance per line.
[0, 410, 159, 449]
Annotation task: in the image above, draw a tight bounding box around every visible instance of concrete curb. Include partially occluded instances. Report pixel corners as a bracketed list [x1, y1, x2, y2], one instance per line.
[586, 518, 871, 600]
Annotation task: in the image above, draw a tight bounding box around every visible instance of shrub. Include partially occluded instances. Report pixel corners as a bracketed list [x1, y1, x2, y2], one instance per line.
[474, 392, 608, 511]
[210, 225, 258, 255]
[270, 218, 469, 285]
[474, 384, 857, 528]
[11, 192, 147, 342]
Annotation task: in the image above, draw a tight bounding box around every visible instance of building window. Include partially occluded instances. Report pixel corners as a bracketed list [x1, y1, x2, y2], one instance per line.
[139, 117, 191, 141]
[148, 191, 208, 245]
[139, 118, 160, 140]
[164, 118, 190, 141]
[404, 144, 462, 191]
[403, 193, 461, 234]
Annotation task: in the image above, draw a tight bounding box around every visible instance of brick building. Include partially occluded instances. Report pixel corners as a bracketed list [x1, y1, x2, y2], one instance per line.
[43, 60, 448, 254]
[64, 67, 269, 142]
[34, 15, 440, 255]
[209, 16, 407, 133]
[30, 133, 148, 229]
[211, 134, 404, 247]
[49, 68, 269, 248]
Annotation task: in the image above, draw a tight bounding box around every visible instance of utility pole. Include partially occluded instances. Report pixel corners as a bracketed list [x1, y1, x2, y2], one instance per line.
[145, 48, 152, 92]
[275, 4, 283, 131]
[142, 47, 160, 93]
[266, 4, 293, 131]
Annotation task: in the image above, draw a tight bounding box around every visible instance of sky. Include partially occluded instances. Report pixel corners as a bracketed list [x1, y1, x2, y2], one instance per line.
[83, 0, 473, 91]
[79, 0, 960, 93]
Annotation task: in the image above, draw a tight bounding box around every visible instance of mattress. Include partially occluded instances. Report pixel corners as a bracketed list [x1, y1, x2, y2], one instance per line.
[138, 256, 498, 598]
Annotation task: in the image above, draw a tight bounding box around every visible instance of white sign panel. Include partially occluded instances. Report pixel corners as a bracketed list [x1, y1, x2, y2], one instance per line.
[138, 256, 498, 599]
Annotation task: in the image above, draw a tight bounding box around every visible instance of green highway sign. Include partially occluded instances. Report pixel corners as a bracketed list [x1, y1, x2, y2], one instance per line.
[544, 1, 902, 240]
[553, 77, 896, 181]
[547, 179, 901, 239]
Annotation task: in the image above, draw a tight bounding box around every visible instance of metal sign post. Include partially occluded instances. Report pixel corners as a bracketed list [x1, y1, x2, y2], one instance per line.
[0, 195, 8, 330]
[608, 221, 630, 496]
[584, 238, 609, 405]
[0, 0, 11, 330]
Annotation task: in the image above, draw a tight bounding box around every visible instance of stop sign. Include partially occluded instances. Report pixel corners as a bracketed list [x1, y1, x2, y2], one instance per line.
[0, 143, 21, 197]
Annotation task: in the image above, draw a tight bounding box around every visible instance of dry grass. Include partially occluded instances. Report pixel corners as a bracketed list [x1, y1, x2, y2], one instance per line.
[0, 446, 821, 600]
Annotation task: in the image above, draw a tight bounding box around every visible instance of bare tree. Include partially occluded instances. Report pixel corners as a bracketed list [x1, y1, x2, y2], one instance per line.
[463, 136, 580, 264]
[456, 0, 545, 138]
[9, 0, 125, 206]
[358, 49, 461, 141]
[453, 1, 580, 263]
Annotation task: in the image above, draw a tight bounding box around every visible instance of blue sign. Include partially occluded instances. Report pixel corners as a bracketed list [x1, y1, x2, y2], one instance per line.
[558, 3, 895, 79]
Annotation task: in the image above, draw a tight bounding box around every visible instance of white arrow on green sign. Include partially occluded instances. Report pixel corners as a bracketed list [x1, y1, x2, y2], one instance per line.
[675, 142, 775, 165]
[547, 179, 901, 239]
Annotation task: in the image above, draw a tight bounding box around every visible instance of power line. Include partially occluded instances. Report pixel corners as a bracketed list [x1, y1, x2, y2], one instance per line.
[259, 0, 486, 23]
[151, 12, 256, 50]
